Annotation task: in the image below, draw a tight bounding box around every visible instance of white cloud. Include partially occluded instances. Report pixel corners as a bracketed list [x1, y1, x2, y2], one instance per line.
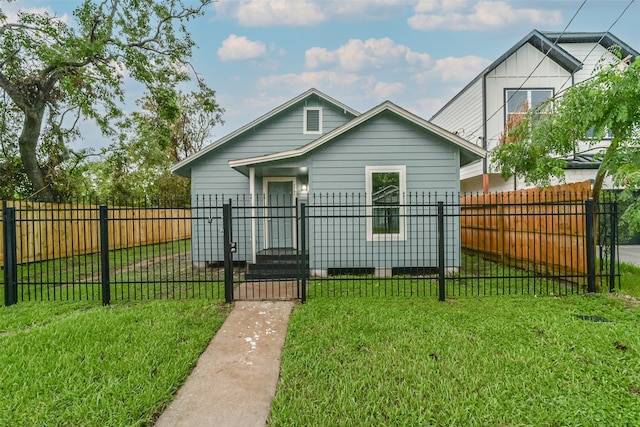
[408, 0, 562, 31]
[258, 71, 372, 93]
[305, 38, 431, 72]
[215, 0, 326, 26]
[430, 55, 491, 82]
[372, 82, 405, 100]
[255, 70, 407, 110]
[214, 0, 409, 27]
[217, 35, 267, 62]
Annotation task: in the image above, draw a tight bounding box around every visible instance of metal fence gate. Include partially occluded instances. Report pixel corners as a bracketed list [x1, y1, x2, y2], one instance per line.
[219, 195, 619, 303]
[2, 194, 620, 306]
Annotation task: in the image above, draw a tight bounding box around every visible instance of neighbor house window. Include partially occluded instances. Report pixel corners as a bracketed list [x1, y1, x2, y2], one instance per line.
[303, 107, 322, 134]
[502, 89, 553, 143]
[586, 127, 614, 140]
[366, 166, 406, 241]
[506, 89, 553, 117]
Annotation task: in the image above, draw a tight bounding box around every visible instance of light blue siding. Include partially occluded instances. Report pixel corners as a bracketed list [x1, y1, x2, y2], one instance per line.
[190, 94, 354, 264]
[301, 111, 461, 270]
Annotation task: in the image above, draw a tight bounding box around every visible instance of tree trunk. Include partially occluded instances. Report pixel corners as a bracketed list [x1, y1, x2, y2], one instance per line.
[592, 136, 620, 205]
[18, 108, 55, 201]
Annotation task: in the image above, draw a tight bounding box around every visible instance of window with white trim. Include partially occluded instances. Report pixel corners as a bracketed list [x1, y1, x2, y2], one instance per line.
[366, 166, 406, 241]
[303, 107, 322, 134]
[505, 89, 552, 125]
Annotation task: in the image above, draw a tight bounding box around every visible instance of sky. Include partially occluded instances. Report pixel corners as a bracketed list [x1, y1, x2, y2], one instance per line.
[5, 0, 640, 149]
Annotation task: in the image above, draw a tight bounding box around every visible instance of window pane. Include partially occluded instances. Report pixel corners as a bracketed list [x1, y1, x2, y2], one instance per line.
[372, 172, 400, 234]
[506, 90, 528, 113]
[530, 90, 552, 109]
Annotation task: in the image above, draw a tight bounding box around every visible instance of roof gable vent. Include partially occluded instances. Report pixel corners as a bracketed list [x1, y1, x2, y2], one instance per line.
[304, 107, 322, 134]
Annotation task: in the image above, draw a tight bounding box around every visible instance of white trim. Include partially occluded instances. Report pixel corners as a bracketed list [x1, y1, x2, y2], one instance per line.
[303, 107, 322, 134]
[229, 101, 486, 169]
[171, 88, 359, 176]
[365, 165, 407, 242]
[249, 167, 256, 263]
[262, 177, 297, 249]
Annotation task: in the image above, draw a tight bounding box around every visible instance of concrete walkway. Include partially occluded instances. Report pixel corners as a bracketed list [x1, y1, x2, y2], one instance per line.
[154, 300, 295, 427]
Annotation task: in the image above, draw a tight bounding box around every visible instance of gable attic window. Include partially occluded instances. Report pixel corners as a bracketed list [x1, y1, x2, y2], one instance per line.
[304, 107, 322, 134]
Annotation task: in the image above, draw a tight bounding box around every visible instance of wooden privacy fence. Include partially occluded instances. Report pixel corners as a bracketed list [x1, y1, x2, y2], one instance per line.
[460, 181, 592, 277]
[1, 201, 191, 267]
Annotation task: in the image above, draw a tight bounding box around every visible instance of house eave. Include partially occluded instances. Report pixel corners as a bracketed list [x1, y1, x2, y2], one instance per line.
[432, 30, 638, 123]
[171, 88, 360, 177]
[431, 29, 582, 121]
[230, 101, 486, 170]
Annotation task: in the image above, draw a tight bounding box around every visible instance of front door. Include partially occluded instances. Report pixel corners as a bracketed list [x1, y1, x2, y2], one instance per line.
[264, 178, 296, 248]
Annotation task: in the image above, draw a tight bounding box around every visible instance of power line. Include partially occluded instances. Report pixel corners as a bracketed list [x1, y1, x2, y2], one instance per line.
[483, 0, 636, 145]
[554, 0, 636, 99]
[467, 0, 588, 141]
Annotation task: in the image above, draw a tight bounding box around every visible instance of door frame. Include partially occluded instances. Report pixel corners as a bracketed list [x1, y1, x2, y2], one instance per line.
[262, 177, 297, 249]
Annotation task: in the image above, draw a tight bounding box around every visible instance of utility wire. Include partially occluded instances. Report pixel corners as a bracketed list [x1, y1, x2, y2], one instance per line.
[553, 0, 636, 99]
[483, 0, 636, 144]
[467, 0, 588, 143]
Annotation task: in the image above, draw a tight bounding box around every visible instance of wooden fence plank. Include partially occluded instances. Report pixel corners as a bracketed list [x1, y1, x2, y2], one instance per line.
[0, 201, 191, 267]
[460, 181, 592, 277]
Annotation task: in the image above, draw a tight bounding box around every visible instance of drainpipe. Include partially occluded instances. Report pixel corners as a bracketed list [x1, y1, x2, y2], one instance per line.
[482, 74, 489, 195]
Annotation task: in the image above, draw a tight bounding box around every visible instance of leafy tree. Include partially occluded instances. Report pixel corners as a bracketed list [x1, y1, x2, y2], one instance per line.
[92, 88, 223, 205]
[0, 0, 213, 201]
[492, 55, 640, 233]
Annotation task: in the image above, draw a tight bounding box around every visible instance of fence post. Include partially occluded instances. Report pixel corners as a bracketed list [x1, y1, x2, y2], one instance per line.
[300, 203, 307, 303]
[3, 205, 18, 306]
[609, 200, 618, 293]
[585, 199, 596, 293]
[99, 205, 111, 306]
[438, 201, 446, 302]
[223, 203, 233, 304]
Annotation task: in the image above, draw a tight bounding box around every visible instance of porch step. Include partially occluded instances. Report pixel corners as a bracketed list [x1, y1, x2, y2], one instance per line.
[246, 248, 309, 280]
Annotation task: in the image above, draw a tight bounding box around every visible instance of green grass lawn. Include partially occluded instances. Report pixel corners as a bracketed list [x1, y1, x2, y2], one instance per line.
[269, 294, 640, 426]
[619, 261, 640, 298]
[0, 254, 637, 425]
[0, 299, 230, 427]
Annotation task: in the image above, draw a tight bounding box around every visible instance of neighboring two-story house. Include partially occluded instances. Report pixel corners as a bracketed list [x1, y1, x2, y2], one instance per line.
[430, 30, 639, 194]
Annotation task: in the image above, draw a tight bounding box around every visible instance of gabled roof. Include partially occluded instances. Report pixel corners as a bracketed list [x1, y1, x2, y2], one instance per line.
[430, 29, 639, 121]
[543, 31, 639, 60]
[171, 88, 360, 177]
[229, 101, 486, 172]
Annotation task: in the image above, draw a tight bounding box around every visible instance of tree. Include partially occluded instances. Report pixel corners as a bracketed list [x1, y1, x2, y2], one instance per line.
[0, 0, 214, 200]
[492, 54, 640, 233]
[92, 87, 223, 204]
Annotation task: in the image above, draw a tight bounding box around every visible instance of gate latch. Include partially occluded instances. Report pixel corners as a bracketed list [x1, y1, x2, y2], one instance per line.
[229, 242, 237, 253]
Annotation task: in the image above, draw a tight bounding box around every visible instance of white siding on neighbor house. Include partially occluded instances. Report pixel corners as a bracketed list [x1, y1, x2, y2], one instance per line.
[431, 78, 484, 145]
[485, 43, 572, 151]
[460, 159, 483, 181]
[560, 43, 617, 83]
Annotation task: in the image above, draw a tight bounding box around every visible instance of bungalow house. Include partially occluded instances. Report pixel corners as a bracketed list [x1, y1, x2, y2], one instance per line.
[430, 30, 639, 194]
[171, 89, 485, 275]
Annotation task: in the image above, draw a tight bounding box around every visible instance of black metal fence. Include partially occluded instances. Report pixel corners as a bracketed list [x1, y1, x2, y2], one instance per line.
[2, 194, 620, 306]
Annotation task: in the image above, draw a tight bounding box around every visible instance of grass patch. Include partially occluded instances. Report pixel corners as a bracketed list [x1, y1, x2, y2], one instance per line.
[0, 299, 230, 426]
[619, 261, 640, 298]
[0, 239, 225, 302]
[270, 295, 640, 426]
